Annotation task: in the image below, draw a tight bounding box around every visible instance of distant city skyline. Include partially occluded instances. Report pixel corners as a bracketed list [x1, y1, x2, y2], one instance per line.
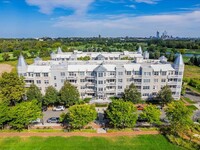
[0, 0, 200, 38]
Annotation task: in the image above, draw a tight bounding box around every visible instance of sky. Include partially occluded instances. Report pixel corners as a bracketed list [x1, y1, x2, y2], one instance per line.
[0, 0, 200, 38]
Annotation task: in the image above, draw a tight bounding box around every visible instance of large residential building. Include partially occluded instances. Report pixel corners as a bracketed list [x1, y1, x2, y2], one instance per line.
[17, 47, 184, 100]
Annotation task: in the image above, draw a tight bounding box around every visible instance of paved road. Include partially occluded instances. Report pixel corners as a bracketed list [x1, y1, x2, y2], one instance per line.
[42, 109, 68, 123]
[185, 90, 200, 102]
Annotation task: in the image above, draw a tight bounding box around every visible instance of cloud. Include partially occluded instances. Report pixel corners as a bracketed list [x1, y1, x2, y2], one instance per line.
[25, 0, 94, 15]
[126, 4, 136, 9]
[2, 0, 11, 3]
[135, 0, 159, 4]
[53, 11, 200, 37]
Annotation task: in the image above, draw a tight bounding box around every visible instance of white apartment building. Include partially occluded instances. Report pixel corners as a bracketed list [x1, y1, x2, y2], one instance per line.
[17, 47, 184, 100]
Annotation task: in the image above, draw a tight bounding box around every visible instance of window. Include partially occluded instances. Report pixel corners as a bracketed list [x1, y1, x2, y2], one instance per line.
[110, 72, 115, 76]
[98, 80, 103, 84]
[61, 72, 65, 76]
[54, 76, 56, 80]
[61, 79, 65, 83]
[161, 79, 166, 82]
[36, 80, 41, 84]
[178, 78, 182, 82]
[81, 86, 85, 89]
[118, 79, 123, 82]
[126, 71, 131, 75]
[144, 72, 151, 76]
[143, 86, 150, 90]
[69, 72, 76, 76]
[143, 79, 150, 83]
[69, 80, 77, 83]
[79, 72, 85, 76]
[161, 71, 167, 76]
[154, 79, 158, 82]
[36, 73, 40, 77]
[118, 72, 123, 75]
[134, 79, 142, 83]
[54, 83, 57, 87]
[154, 72, 159, 76]
[153, 86, 157, 90]
[134, 71, 140, 75]
[118, 86, 122, 89]
[80, 79, 85, 82]
[98, 72, 103, 77]
[127, 78, 132, 82]
[179, 72, 183, 75]
[44, 80, 49, 84]
[143, 93, 149, 96]
[43, 73, 48, 77]
[98, 88, 103, 91]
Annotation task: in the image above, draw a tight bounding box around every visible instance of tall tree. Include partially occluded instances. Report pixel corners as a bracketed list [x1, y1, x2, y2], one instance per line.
[0, 72, 25, 105]
[26, 84, 43, 103]
[60, 81, 80, 107]
[140, 104, 161, 125]
[66, 104, 97, 129]
[165, 101, 193, 134]
[2, 53, 10, 61]
[106, 100, 138, 128]
[122, 83, 141, 104]
[43, 86, 59, 106]
[157, 85, 173, 107]
[9, 100, 41, 131]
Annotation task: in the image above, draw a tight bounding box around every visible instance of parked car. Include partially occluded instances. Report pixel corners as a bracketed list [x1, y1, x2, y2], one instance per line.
[47, 117, 60, 123]
[137, 105, 144, 110]
[52, 106, 65, 111]
[31, 118, 41, 124]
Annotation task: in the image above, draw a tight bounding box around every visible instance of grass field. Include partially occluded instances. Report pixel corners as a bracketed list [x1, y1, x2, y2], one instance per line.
[184, 65, 200, 80]
[0, 135, 185, 150]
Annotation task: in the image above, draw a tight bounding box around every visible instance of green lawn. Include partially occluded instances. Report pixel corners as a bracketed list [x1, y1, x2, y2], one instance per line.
[0, 135, 185, 150]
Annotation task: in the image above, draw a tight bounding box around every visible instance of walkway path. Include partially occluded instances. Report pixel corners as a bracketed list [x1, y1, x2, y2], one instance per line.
[0, 131, 159, 138]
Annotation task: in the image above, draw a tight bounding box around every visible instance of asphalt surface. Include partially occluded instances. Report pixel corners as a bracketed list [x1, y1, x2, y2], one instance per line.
[44, 110, 68, 123]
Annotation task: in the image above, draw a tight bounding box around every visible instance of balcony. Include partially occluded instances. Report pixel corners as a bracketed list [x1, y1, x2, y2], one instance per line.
[107, 82, 116, 86]
[67, 76, 77, 79]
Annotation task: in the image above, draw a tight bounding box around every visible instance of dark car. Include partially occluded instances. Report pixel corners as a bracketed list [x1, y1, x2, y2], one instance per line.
[42, 106, 47, 111]
[47, 117, 60, 123]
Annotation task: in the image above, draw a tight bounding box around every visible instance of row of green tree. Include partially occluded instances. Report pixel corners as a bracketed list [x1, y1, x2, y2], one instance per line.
[188, 56, 200, 67]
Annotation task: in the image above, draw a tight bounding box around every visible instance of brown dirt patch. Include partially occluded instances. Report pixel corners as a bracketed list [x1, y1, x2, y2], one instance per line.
[0, 64, 14, 76]
[0, 131, 159, 138]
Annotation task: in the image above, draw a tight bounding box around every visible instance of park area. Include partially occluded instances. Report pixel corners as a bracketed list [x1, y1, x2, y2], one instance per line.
[0, 135, 185, 150]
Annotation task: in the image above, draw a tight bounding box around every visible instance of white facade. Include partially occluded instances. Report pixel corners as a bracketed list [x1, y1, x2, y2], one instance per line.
[17, 47, 184, 100]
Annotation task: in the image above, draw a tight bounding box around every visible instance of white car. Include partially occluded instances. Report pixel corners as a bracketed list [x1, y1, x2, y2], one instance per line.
[52, 106, 65, 111]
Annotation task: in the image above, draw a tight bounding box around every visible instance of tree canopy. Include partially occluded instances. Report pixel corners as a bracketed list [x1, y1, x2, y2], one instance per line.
[9, 99, 41, 131]
[0, 103, 10, 128]
[66, 104, 97, 129]
[60, 81, 80, 107]
[0, 72, 25, 105]
[140, 104, 161, 125]
[157, 85, 173, 107]
[165, 101, 193, 134]
[106, 100, 138, 128]
[43, 86, 59, 106]
[122, 83, 141, 104]
[26, 84, 43, 103]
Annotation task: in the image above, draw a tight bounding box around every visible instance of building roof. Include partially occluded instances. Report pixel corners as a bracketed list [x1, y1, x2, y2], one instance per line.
[17, 55, 27, 67]
[27, 65, 50, 73]
[57, 47, 63, 54]
[137, 46, 143, 54]
[151, 64, 174, 71]
[174, 54, 184, 66]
